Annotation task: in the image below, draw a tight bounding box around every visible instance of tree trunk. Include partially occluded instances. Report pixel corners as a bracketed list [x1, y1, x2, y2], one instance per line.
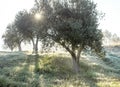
[35, 38, 38, 55]
[76, 53, 80, 65]
[32, 43, 38, 55]
[34, 43, 38, 55]
[76, 47, 83, 68]
[11, 49, 13, 52]
[18, 43, 22, 51]
[32, 39, 35, 54]
[34, 37, 39, 72]
[71, 49, 82, 73]
[32, 37, 39, 55]
[60, 43, 81, 73]
[72, 56, 80, 73]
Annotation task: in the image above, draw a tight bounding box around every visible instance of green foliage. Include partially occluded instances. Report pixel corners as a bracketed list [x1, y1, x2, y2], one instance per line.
[48, 0, 103, 54]
[15, 10, 34, 39]
[43, 0, 104, 72]
[34, 55, 41, 72]
[38, 55, 73, 75]
[2, 23, 24, 51]
[2, 25, 17, 51]
[0, 76, 7, 87]
[14, 8, 49, 54]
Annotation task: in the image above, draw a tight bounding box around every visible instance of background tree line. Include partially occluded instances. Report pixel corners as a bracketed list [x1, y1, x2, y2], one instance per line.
[103, 30, 120, 46]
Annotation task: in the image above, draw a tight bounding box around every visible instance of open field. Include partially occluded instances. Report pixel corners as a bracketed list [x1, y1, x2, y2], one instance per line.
[0, 47, 120, 87]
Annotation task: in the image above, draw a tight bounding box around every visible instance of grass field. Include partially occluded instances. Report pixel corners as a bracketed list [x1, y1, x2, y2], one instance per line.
[0, 47, 120, 87]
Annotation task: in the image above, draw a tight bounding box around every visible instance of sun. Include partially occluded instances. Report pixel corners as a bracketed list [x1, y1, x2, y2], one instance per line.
[34, 13, 41, 20]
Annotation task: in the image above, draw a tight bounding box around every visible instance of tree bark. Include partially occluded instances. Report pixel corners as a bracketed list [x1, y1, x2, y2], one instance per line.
[76, 48, 82, 65]
[71, 48, 82, 73]
[18, 43, 22, 51]
[31, 37, 39, 55]
[59, 42, 81, 73]
[32, 39, 35, 54]
[11, 49, 13, 52]
[34, 37, 39, 72]
[72, 56, 80, 73]
[35, 37, 39, 55]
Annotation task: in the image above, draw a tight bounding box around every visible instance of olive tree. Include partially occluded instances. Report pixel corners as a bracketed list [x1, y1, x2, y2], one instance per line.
[15, 0, 52, 55]
[15, 10, 44, 54]
[2, 23, 24, 51]
[47, 0, 103, 72]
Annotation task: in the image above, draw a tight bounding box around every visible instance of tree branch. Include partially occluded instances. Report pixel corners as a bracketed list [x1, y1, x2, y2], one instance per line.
[59, 41, 76, 58]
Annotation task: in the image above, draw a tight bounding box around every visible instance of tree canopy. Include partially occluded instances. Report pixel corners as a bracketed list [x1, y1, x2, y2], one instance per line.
[47, 0, 103, 72]
[2, 23, 24, 51]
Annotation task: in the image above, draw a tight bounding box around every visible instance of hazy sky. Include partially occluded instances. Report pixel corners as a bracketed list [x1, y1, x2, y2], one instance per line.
[0, 0, 34, 50]
[94, 0, 120, 36]
[0, 0, 120, 50]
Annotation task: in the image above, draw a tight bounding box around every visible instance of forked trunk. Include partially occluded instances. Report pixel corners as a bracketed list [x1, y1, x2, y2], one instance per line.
[62, 44, 82, 73]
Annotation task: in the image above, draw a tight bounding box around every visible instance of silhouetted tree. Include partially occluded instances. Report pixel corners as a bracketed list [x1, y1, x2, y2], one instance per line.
[47, 0, 103, 72]
[15, 0, 52, 55]
[2, 23, 23, 51]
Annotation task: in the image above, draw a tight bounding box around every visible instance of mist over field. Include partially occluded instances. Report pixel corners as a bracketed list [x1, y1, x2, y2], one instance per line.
[0, 0, 120, 87]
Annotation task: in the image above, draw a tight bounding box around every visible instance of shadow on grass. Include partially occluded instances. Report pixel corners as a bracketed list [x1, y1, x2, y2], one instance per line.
[0, 53, 30, 87]
[35, 55, 99, 87]
[0, 53, 119, 87]
[11, 54, 45, 87]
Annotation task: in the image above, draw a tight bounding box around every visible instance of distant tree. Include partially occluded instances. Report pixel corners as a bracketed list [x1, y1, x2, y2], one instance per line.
[2, 23, 24, 51]
[112, 34, 118, 42]
[112, 33, 120, 45]
[103, 30, 120, 46]
[15, 10, 40, 54]
[15, 0, 52, 55]
[103, 30, 112, 46]
[103, 30, 112, 39]
[47, 0, 103, 72]
[15, 10, 38, 54]
[2, 34, 16, 51]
